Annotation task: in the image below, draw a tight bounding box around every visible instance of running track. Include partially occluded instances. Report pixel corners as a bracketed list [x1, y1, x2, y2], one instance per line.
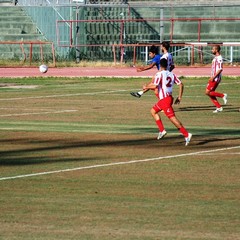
[0, 66, 239, 78]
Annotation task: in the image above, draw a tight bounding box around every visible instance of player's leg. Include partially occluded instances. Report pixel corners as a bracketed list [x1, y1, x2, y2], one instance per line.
[151, 105, 167, 139]
[209, 91, 227, 104]
[168, 116, 192, 146]
[205, 81, 224, 112]
[130, 89, 149, 98]
[130, 77, 156, 98]
[162, 96, 192, 146]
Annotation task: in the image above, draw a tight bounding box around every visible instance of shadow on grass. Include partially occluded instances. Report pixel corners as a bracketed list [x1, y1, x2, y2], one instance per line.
[196, 137, 240, 146]
[0, 156, 96, 166]
[178, 105, 239, 112]
[0, 137, 156, 165]
[0, 128, 239, 165]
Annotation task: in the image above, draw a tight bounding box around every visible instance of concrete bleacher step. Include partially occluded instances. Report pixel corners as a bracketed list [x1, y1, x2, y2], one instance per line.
[0, 15, 33, 22]
[0, 11, 26, 16]
[0, 5, 48, 59]
[0, 22, 37, 34]
[0, 34, 45, 41]
[173, 32, 240, 42]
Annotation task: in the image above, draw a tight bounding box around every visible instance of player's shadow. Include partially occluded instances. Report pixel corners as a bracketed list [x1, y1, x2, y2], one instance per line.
[196, 136, 240, 145]
[176, 106, 214, 111]
[177, 105, 239, 112]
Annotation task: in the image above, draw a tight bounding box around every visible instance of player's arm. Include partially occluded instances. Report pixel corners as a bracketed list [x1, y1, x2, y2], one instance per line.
[174, 82, 184, 104]
[174, 74, 184, 104]
[137, 62, 156, 72]
[209, 68, 223, 82]
[170, 64, 175, 72]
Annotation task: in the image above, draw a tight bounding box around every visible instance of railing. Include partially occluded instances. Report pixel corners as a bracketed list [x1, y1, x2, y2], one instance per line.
[112, 43, 240, 66]
[0, 41, 56, 66]
[57, 17, 240, 46]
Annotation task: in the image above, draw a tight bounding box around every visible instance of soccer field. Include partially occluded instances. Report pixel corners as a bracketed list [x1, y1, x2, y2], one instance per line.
[0, 76, 239, 240]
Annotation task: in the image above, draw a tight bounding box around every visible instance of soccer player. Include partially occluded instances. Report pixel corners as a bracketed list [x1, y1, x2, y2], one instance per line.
[160, 41, 175, 72]
[130, 45, 161, 98]
[131, 41, 175, 98]
[142, 58, 192, 146]
[137, 45, 161, 72]
[205, 45, 227, 113]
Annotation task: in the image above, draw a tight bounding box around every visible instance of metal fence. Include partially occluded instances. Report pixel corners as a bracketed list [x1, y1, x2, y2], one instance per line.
[12, 0, 240, 64]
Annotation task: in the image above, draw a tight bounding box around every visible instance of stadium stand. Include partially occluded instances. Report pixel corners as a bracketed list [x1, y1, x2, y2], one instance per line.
[0, 0, 240, 63]
[0, 5, 48, 59]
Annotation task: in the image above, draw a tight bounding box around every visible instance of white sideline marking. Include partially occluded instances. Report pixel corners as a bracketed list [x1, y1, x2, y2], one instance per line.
[0, 110, 77, 117]
[0, 81, 239, 102]
[0, 145, 240, 181]
[0, 90, 127, 101]
[197, 152, 240, 155]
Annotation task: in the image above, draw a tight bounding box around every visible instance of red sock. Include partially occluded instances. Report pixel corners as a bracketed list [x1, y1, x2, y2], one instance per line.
[179, 126, 188, 138]
[156, 120, 164, 132]
[209, 91, 224, 98]
[209, 96, 221, 108]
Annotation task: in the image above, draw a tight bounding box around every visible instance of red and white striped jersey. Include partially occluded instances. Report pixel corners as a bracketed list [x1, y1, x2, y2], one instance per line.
[211, 55, 223, 82]
[161, 52, 174, 71]
[153, 70, 182, 100]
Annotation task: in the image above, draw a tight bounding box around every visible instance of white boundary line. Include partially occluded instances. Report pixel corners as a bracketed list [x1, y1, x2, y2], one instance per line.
[0, 110, 77, 117]
[0, 90, 128, 101]
[1, 145, 240, 181]
[0, 81, 239, 102]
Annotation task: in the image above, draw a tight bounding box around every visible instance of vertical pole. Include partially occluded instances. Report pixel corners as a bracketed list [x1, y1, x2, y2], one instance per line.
[170, 19, 174, 43]
[198, 20, 201, 42]
[51, 42, 56, 67]
[113, 45, 116, 66]
[70, 21, 73, 47]
[29, 42, 33, 65]
[230, 46, 233, 64]
[191, 45, 194, 65]
[20, 43, 26, 62]
[188, 46, 190, 64]
[145, 46, 148, 64]
[160, 8, 163, 43]
[133, 46, 136, 66]
[76, 7, 81, 63]
[120, 13, 125, 64]
[40, 43, 43, 63]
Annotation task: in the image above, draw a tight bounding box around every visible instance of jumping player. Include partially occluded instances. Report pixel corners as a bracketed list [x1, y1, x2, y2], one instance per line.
[131, 41, 175, 98]
[142, 58, 192, 146]
[205, 45, 227, 113]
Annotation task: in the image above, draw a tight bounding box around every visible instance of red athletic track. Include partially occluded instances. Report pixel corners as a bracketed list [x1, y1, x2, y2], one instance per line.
[0, 66, 239, 78]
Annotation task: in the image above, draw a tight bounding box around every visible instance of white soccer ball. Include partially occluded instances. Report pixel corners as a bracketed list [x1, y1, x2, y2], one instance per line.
[39, 64, 48, 73]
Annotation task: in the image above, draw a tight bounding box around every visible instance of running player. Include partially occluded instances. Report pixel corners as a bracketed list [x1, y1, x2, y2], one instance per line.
[142, 58, 192, 146]
[131, 41, 175, 98]
[205, 45, 227, 113]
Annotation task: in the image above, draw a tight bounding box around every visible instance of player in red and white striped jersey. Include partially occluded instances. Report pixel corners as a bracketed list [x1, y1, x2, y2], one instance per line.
[130, 42, 175, 99]
[205, 45, 227, 113]
[143, 58, 192, 146]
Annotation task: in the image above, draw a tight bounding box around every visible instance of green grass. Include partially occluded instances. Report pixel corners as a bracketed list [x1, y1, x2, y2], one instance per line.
[0, 76, 239, 240]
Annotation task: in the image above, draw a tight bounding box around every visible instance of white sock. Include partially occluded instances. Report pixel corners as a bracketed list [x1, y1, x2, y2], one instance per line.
[138, 91, 144, 95]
